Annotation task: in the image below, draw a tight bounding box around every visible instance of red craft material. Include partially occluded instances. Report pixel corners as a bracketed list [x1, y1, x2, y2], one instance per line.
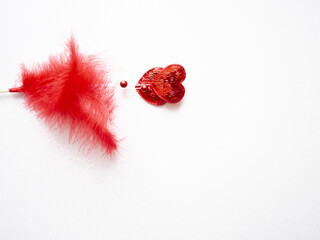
[10, 37, 118, 155]
[152, 64, 186, 103]
[136, 67, 166, 106]
[120, 80, 128, 88]
[136, 64, 186, 105]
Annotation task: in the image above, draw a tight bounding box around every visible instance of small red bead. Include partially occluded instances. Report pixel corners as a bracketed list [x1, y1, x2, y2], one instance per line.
[120, 80, 128, 88]
[141, 84, 148, 92]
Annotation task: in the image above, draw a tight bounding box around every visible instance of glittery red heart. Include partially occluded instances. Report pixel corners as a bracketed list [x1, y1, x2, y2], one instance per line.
[135, 67, 166, 106]
[151, 64, 186, 104]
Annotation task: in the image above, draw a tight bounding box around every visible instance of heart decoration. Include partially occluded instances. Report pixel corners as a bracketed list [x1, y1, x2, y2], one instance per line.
[136, 67, 166, 106]
[136, 64, 186, 105]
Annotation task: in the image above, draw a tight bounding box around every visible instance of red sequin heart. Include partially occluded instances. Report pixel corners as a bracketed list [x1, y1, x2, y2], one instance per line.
[135, 67, 166, 106]
[151, 64, 186, 103]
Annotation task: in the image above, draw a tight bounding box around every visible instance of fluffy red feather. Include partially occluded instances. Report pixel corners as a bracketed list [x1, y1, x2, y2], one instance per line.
[10, 37, 118, 155]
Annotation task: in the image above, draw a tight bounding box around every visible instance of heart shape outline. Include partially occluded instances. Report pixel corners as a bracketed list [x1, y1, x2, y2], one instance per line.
[151, 64, 186, 104]
[135, 64, 186, 105]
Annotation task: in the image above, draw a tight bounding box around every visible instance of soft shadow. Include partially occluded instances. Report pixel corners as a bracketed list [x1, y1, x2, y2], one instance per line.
[0, 92, 24, 100]
[119, 88, 130, 98]
[163, 100, 184, 111]
[49, 127, 119, 169]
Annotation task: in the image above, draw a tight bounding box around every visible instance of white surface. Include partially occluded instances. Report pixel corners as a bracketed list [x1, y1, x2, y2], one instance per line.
[1, 0, 320, 239]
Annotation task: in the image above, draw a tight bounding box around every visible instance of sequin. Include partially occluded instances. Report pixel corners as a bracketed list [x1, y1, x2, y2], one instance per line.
[136, 67, 166, 106]
[151, 64, 186, 103]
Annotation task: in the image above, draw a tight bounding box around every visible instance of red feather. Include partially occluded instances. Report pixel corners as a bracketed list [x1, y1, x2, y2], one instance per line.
[10, 37, 118, 155]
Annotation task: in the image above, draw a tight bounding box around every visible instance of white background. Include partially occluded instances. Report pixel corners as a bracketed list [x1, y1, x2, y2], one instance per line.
[1, 0, 320, 239]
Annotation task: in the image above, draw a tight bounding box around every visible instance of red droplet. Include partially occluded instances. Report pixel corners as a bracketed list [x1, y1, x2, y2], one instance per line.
[136, 67, 166, 106]
[120, 80, 128, 88]
[151, 64, 186, 103]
